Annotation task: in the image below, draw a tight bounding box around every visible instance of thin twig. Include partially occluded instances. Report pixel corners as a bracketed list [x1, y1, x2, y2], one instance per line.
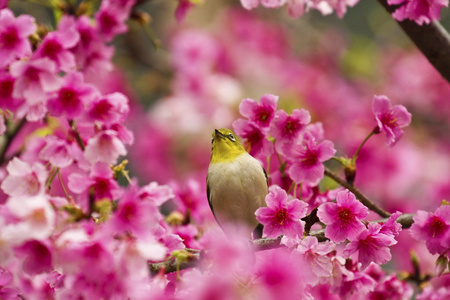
[69, 120, 85, 151]
[0, 118, 26, 166]
[58, 169, 72, 200]
[324, 167, 391, 218]
[378, 0, 450, 83]
[149, 249, 201, 275]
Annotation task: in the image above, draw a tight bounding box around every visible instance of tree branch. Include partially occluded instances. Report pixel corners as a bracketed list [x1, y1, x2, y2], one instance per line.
[378, 0, 450, 83]
[148, 213, 415, 274]
[324, 167, 391, 218]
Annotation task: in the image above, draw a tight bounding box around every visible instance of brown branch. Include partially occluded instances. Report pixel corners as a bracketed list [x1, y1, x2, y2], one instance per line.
[378, 0, 450, 83]
[324, 167, 391, 218]
[149, 249, 201, 275]
[148, 213, 415, 274]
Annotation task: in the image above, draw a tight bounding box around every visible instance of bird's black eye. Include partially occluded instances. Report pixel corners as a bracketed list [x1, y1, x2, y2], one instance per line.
[228, 133, 236, 142]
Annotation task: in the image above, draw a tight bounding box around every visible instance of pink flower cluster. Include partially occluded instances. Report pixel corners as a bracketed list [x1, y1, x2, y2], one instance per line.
[233, 94, 336, 193]
[239, 0, 448, 24]
[410, 205, 450, 257]
[388, 0, 448, 25]
[0, 6, 195, 298]
[240, 0, 360, 18]
[1, 2, 449, 299]
[253, 187, 406, 297]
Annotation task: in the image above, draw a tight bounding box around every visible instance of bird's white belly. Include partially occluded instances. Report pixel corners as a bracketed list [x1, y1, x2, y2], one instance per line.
[207, 153, 268, 233]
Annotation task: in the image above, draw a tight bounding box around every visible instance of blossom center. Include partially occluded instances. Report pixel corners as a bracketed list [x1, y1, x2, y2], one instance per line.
[243, 125, 263, 150]
[119, 202, 137, 222]
[255, 106, 272, 125]
[59, 87, 80, 109]
[426, 216, 448, 238]
[94, 178, 111, 199]
[0, 27, 19, 48]
[0, 78, 14, 98]
[99, 11, 118, 33]
[84, 243, 102, 260]
[24, 67, 40, 82]
[283, 117, 301, 138]
[300, 149, 318, 167]
[80, 28, 93, 47]
[379, 112, 397, 128]
[42, 39, 62, 59]
[90, 99, 113, 121]
[359, 235, 378, 251]
[337, 207, 354, 227]
[274, 208, 289, 225]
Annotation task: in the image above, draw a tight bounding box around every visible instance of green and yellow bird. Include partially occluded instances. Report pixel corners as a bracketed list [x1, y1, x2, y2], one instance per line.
[207, 128, 268, 238]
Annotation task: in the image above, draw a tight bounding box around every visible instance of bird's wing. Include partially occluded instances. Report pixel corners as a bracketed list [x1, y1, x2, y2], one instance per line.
[206, 174, 218, 221]
[262, 166, 268, 187]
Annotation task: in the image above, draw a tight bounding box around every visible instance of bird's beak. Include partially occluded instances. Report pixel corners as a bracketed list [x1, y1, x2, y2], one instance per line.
[214, 129, 224, 139]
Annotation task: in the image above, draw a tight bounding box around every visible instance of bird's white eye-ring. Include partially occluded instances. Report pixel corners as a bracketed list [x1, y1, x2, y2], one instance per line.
[228, 133, 236, 142]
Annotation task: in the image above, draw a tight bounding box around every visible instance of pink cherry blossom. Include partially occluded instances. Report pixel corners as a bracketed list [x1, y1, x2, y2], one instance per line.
[137, 181, 174, 206]
[39, 135, 80, 168]
[95, 1, 129, 42]
[303, 185, 342, 214]
[174, 224, 201, 249]
[68, 162, 121, 201]
[84, 130, 127, 164]
[368, 273, 414, 300]
[175, 0, 193, 22]
[57, 240, 124, 299]
[380, 211, 403, 237]
[109, 185, 163, 238]
[232, 118, 274, 160]
[372, 95, 412, 147]
[3, 195, 55, 242]
[87, 92, 129, 126]
[305, 122, 324, 141]
[0, 71, 23, 111]
[294, 236, 334, 285]
[0, 268, 20, 299]
[343, 223, 397, 270]
[239, 94, 278, 128]
[1, 157, 47, 198]
[254, 248, 309, 300]
[255, 185, 308, 239]
[388, 0, 448, 25]
[47, 72, 98, 119]
[410, 205, 450, 255]
[72, 16, 114, 75]
[317, 189, 368, 243]
[46, 271, 65, 289]
[288, 137, 336, 185]
[32, 16, 79, 72]
[336, 268, 377, 299]
[10, 58, 61, 114]
[198, 227, 256, 273]
[14, 240, 52, 275]
[417, 286, 450, 300]
[270, 108, 311, 154]
[171, 178, 213, 224]
[240, 0, 285, 10]
[0, 9, 36, 68]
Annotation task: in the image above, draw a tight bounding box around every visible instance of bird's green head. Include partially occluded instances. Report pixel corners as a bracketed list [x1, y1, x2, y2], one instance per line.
[210, 128, 246, 163]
